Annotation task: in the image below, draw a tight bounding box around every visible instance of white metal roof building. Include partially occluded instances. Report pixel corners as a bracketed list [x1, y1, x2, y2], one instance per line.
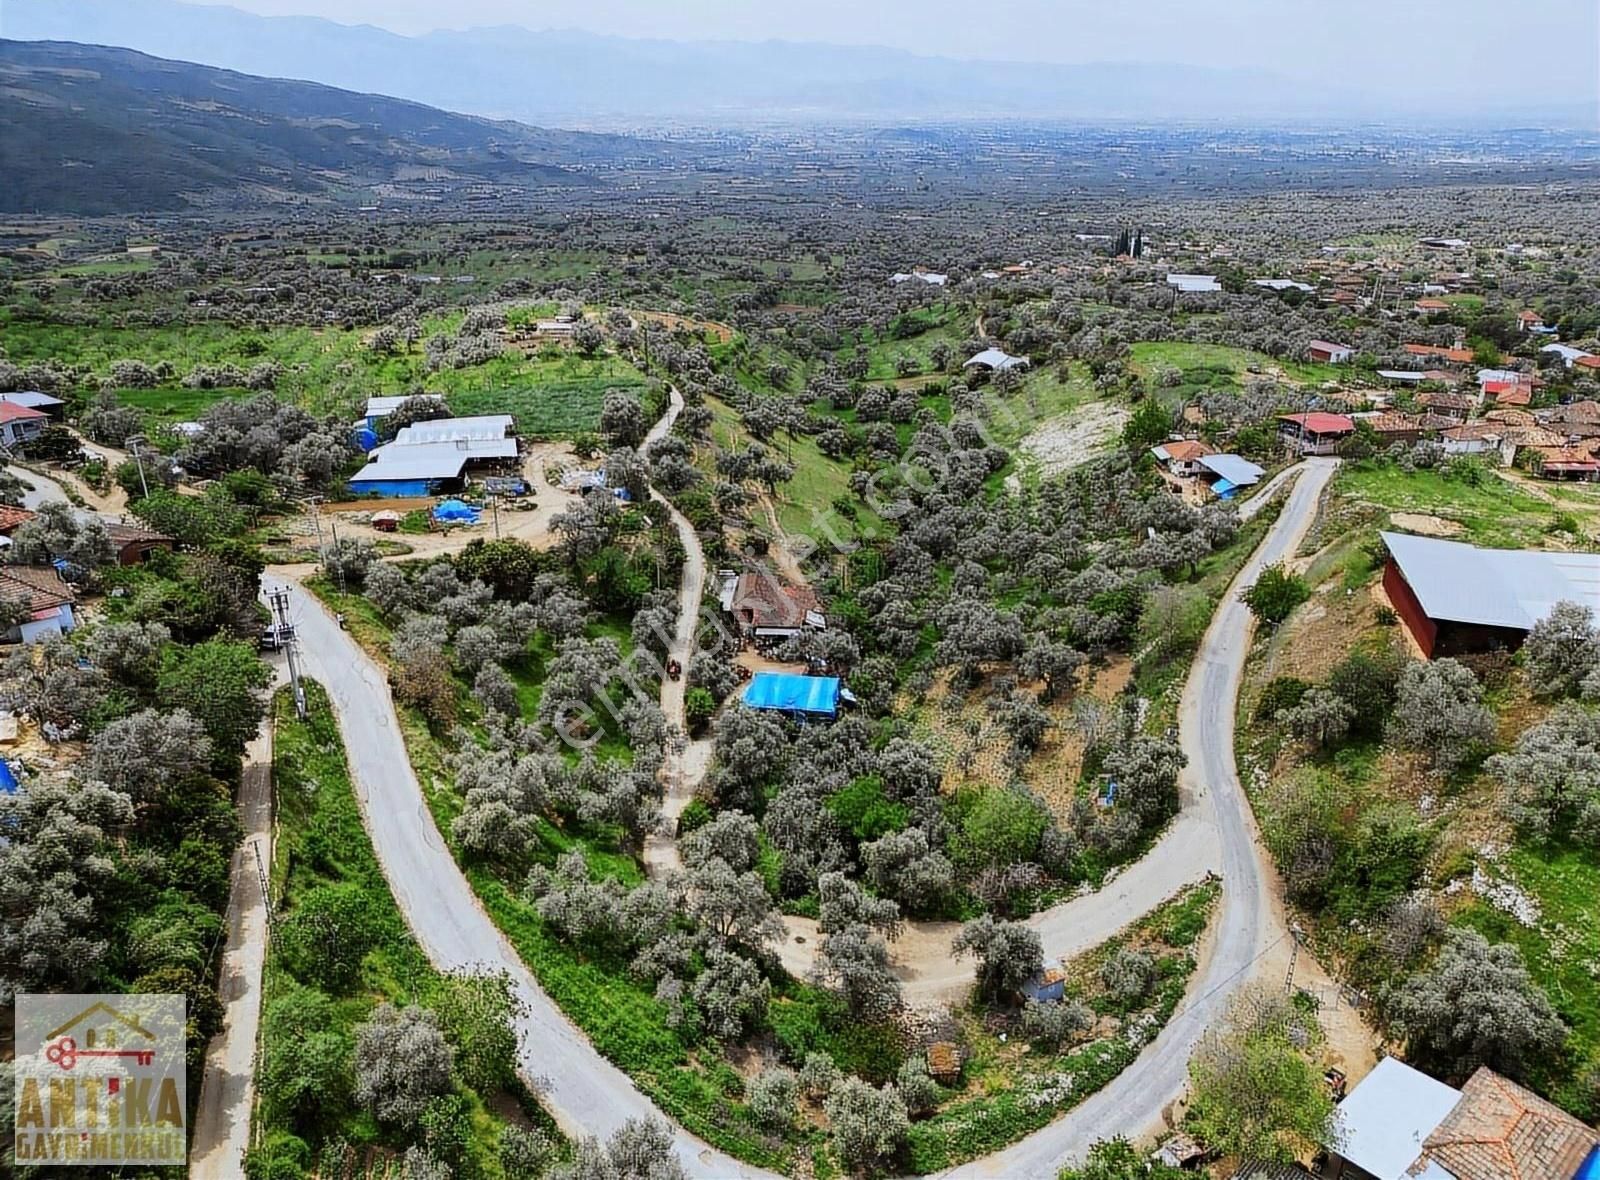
[393, 415, 514, 444]
[1541, 343, 1592, 367]
[363, 394, 444, 421]
[1195, 453, 1264, 487]
[1381, 530, 1600, 657]
[1328, 1057, 1463, 1180]
[0, 391, 66, 412]
[963, 348, 1031, 372]
[1167, 273, 1222, 293]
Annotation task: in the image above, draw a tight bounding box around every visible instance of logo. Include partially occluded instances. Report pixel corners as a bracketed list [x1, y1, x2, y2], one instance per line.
[12, 993, 187, 1167]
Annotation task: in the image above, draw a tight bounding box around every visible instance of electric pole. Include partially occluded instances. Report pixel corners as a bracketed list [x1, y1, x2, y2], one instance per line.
[267, 586, 307, 719]
[327, 513, 346, 594]
[305, 495, 326, 558]
[126, 434, 151, 499]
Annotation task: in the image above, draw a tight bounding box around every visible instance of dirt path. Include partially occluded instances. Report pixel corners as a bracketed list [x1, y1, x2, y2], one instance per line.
[190, 671, 285, 1179]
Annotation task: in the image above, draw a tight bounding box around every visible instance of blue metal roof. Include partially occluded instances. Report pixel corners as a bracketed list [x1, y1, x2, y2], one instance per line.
[1574, 1144, 1600, 1180]
[743, 673, 840, 716]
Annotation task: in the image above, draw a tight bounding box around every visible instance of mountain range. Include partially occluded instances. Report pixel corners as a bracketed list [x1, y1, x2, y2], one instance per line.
[2, 0, 1384, 125]
[0, 39, 656, 215]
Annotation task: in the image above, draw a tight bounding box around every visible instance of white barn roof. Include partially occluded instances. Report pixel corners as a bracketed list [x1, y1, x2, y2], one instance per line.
[393, 415, 514, 444]
[963, 348, 1030, 371]
[1382, 531, 1600, 632]
[352, 444, 471, 482]
[1167, 273, 1222, 293]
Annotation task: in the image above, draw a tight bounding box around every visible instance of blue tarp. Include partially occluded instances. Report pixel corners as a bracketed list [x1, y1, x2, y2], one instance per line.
[432, 499, 480, 523]
[0, 760, 18, 794]
[743, 673, 841, 717]
[352, 427, 379, 452]
[1212, 478, 1239, 500]
[1576, 1146, 1600, 1180]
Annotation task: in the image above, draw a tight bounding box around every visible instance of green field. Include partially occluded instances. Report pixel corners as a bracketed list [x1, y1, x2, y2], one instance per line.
[1130, 340, 1343, 387]
[1336, 462, 1591, 548]
[0, 314, 649, 435]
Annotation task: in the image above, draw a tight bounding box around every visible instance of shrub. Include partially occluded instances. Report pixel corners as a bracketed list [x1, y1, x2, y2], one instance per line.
[1241, 564, 1310, 625]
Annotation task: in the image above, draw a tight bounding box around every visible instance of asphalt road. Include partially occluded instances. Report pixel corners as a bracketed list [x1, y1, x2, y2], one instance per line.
[934, 457, 1340, 1177]
[253, 449, 1335, 1177]
[260, 571, 774, 1177]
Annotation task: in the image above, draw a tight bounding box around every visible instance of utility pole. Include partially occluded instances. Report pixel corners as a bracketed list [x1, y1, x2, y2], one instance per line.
[252, 840, 275, 943]
[126, 434, 151, 499]
[305, 495, 325, 559]
[1285, 920, 1305, 995]
[267, 586, 307, 719]
[486, 492, 501, 540]
[327, 513, 346, 594]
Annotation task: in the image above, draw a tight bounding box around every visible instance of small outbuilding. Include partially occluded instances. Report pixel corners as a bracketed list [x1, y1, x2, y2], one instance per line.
[104, 522, 176, 566]
[1307, 340, 1354, 364]
[1194, 453, 1265, 498]
[963, 348, 1031, 373]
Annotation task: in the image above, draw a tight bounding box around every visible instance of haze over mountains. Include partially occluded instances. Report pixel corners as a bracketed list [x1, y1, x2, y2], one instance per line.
[3, 0, 1580, 126]
[0, 40, 654, 215]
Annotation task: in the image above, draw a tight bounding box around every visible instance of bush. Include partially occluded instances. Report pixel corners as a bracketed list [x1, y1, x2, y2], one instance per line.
[1254, 677, 1310, 726]
[1241, 563, 1310, 625]
[747, 1067, 799, 1131]
[1020, 998, 1094, 1052]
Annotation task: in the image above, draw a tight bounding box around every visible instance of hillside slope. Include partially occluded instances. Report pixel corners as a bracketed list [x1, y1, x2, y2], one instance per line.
[0, 40, 641, 214]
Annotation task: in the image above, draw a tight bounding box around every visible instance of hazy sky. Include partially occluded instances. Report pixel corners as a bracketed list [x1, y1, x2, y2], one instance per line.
[189, 0, 1597, 102]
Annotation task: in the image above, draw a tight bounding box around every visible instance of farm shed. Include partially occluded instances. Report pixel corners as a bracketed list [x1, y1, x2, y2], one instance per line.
[1380, 530, 1600, 658]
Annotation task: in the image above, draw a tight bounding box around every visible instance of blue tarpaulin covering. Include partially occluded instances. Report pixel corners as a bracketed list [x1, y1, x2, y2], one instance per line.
[0, 760, 18, 794]
[743, 672, 841, 717]
[1576, 1146, 1600, 1180]
[432, 499, 480, 523]
[1212, 478, 1239, 500]
[353, 427, 379, 452]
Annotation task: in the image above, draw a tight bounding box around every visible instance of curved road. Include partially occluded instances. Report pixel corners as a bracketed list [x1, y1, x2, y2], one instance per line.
[938, 456, 1341, 1175]
[254, 428, 1340, 1176]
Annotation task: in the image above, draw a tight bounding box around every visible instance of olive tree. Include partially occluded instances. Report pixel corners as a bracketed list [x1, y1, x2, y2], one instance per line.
[1488, 703, 1600, 846]
[353, 1003, 456, 1124]
[1388, 929, 1566, 1084]
[824, 1077, 909, 1172]
[1523, 600, 1600, 699]
[952, 914, 1044, 1004]
[1391, 658, 1495, 772]
[550, 1118, 686, 1180]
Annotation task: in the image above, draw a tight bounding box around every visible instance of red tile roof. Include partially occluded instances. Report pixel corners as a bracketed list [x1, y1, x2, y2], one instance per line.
[732, 568, 820, 631]
[0, 401, 47, 423]
[1156, 439, 1213, 462]
[1494, 386, 1533, 407]
[1408, 345, 1478, 362]
[0, 566, 75, 612]
[0, 505, 36, 532]
[1574, 355, 1600, 369]
[1280, 412, 1355, 434]
[1413, 1067, 1599, 1180]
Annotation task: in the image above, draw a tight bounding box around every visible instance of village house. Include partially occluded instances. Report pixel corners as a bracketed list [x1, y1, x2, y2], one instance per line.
[1278, 412, 1355, 456]
[1415, 391, 1476, 422]
[0, 391, 67, 421]
[1166, 273, 1222, 294]
[1358, 411, 1427, 446]
[1323, 1057, 1598, 1180]
[1518, 309, 1547, 333]
[1149, 439, 1214, 479]
[1414, 297, 1451, 315]
[719, 566, 825, 646]
[0, 505, 36, 542]
[1439, 422, 1514, 466]
[1306, 340, 1354, 364]
[1403, 343, 1475, 365]
[0, 565, 77, 644]
[0, 401, 49, 450]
